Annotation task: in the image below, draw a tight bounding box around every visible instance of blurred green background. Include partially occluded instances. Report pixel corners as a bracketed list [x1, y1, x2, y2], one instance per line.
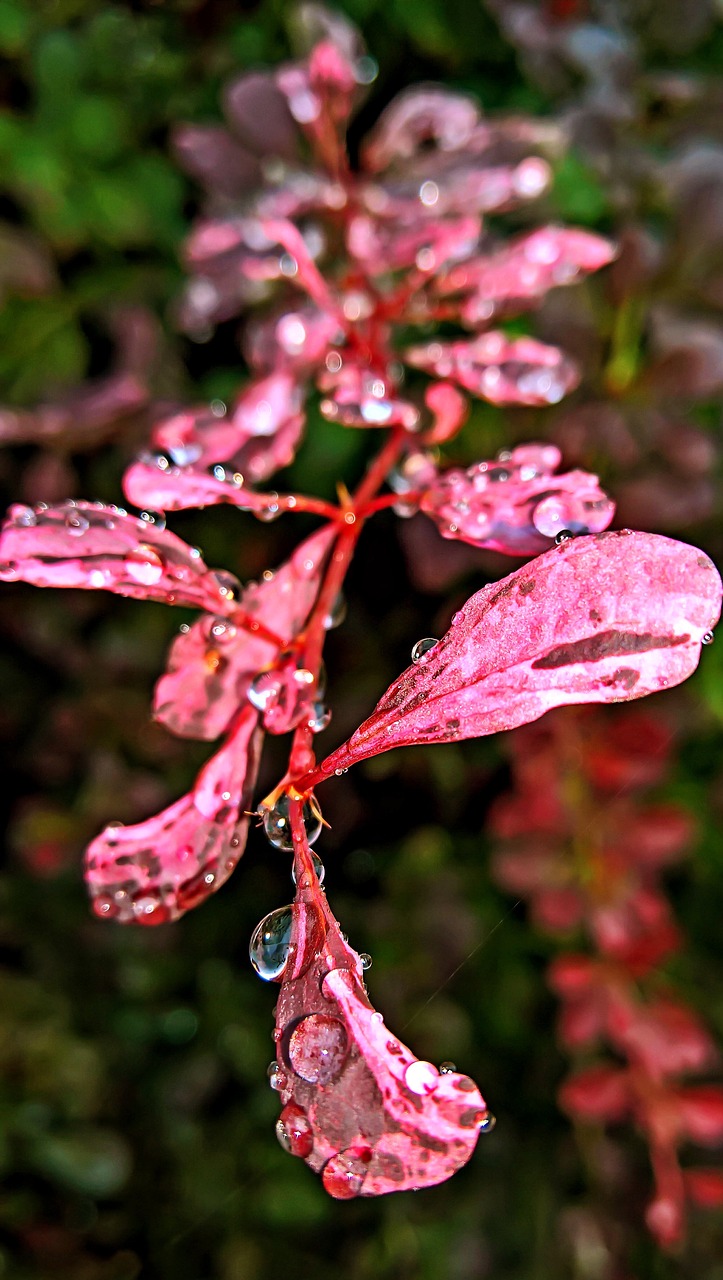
[0, 1, 723, 1277]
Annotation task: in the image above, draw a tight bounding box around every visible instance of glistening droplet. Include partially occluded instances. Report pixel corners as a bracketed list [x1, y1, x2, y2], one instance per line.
[124, 544, 164, 585]
[287, 1013, 349, 1084]
[267, 1060, 288, 1092]
[291, 851, 325, 886]
[359, 953, 372, 971]
[404, 1060, 440, 1094]
[249, 905, 293, 981]
[411, 637, 438, 664]
[702, 631, 715, 645]
[479, 1109, 497, 1133]
[322, 1146, 371, 1199]
[439, 1061, 456, 1074]
[555, 529, 574, 545]
[276, 1103, 313, 1158]
[262, 793, 322, 851]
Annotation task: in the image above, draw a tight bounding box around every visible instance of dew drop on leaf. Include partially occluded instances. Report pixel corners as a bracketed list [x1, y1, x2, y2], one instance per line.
[249, 905, 294, 980]
[411, 637, 438, 663]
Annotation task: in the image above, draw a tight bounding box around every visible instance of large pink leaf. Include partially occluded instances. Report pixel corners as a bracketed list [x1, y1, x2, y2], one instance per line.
[267, 801, 489, 1197]
[304, 532, 721, 779]
[0, 501, 233, 613]
[434, 226, 616, 323]
[154, 524, 336, 739]
[404, 332, 579, 406]
[84, 706, 263, 924]
[420, 442, 614, 554]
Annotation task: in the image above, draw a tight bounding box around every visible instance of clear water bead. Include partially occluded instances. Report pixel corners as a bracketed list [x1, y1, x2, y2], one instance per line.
[267, 1060, 287, 1091]
[249, 905, 293, 981]
[555, 529, 574, 545]
[307, 702, 332, 734]
[262, 793, 323, 851]
[479, 1109, 497, 1133]
[359, 953, 372, 971]
[411, 637, 438, 664]
[702, 631, 715, 645]
[439, 1061, 456, 1074]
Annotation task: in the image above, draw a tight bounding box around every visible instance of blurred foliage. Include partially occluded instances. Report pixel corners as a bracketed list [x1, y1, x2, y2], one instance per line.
[0, 2, 722, 1278]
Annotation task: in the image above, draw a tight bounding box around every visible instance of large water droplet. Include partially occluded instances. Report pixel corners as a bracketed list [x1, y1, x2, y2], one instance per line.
[124, 544, 164, 585]
[307, 702, 332, 734]
[276, 1103, 313, 1158]
[359, 953, 372, 971]
[555, 529, 574, 545]
[323, 593, 346, 630]
[702, 631, 715, 645]
[404, 1060, 440, 1095]
[322, 1146, 371, 1199]
[411, 637, 438, 664]
[249, 905, 293, 980]
[439, 1061, 456, 1074]
[287, 1013, 349, 1084]
[64, 511, 90, 537]
[262, 793, 322, 851]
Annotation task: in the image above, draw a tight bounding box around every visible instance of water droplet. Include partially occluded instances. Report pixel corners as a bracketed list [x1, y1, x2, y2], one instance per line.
[249, 905, 293, 981]
[267, 1060, 288, 1092]
[276, 1103, 313, 1158]
[555, 529, 574, 545]
[411, 637, 438, 664]
[211, 570, 241, 601]
[359, 953, 372, 971]
[439, 1061, 456, 1074]
[291, 850, 325, 886]
[262, 793, 322, 851]
[140, 509, 166, 531]
[323, 594, 346, 632]
[308, 702, 332, 734]
[0, 561, 19, 580]
[479, 1109, 497, 1133]
[64, 511, 90, 537]
[10, 505, 36, 527]
[287, 1013, 349, 1084]
[702, 631, 715, 645]
[404, 1060, 440, 1095]
[124, 544, 164, 585]
[322, 1146, 371, 1199]
[371, 1011, 383, 1024]
[179, 623, 190, 634]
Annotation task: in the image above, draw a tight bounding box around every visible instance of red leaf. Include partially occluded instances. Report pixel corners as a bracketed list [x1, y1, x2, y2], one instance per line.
[154, 525, 336, 739]
[684, 1167, 723, 1208]
[267, 801, 490, 1197]
[559, 1064, 632, 1123]
[405, 332, 579, 406]
[309, 532, 721, 779]
[420, 442, 614, 554]
[0, 501, 231, 613]
[676, 1087, 723, 1145]
[84, 706, 263, 924]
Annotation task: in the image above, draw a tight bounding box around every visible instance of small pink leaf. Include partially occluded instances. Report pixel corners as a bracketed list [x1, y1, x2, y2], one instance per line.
[308, 532, 721, 778]
[420, 442, 614, 554]
[154, 525, 336, 739]
[0, 501, 231, 613]
[559, 1065, 632, 1123]
[244, 305, 342, 374]
[362, 87, 481, 172]
[421, 382, 469, 445]
[676, 1087, 723, 1145]
[84, 706, 263, 924]
[405, 332, 579, 406]
[268, 804, 489, 1197]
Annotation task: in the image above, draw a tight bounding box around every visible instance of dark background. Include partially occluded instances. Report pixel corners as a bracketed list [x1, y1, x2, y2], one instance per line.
[0, 1, 723, 1276]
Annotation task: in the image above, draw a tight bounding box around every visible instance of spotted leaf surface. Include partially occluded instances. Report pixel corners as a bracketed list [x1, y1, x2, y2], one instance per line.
[420, 443, 614, 554]
[405, 331, 579, 406]
[310, 532, 721, 776]
[268, 805, 489, 1197]
[84, 706, 263, 924]
[0, 501, 231, 613]
[154, 524, 336, 739]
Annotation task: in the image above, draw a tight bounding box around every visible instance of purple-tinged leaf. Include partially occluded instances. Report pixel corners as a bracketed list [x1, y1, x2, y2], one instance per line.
[306, 532, 722, 777]
[434, 226, 615, 323]
[267, 804, 489, 1196]
[420, 442, 614, 554]
[0, 501, 233, 613]
[172, 124, 261, 199]
[223, 71, 299, 160]
[154, 524, 336, 739]
[84, 707, 263, 924]
[405, 331, 579, 406]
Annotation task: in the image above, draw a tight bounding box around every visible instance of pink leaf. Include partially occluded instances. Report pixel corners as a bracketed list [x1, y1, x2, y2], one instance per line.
[405, 332, 579, 406]
[420, 442, 614, 554]
[84, 706, 263, 924]
[267, 801, 490, 1197]
[318, 359, 420, 429]
[171, 124, 261, 198]
[608, 999, 718, 1081]
[346, 211, 480, 276]
[434, 226, 616, 323]
[307, 532, 721, 778]
[0, 501, 232, 613]
[421, 382, 469, 445]
[154, 524, 336, 739]
[676, 1087, 723, 1145]
[362, 88, 482, 172]
[244, 305, 342, 374]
